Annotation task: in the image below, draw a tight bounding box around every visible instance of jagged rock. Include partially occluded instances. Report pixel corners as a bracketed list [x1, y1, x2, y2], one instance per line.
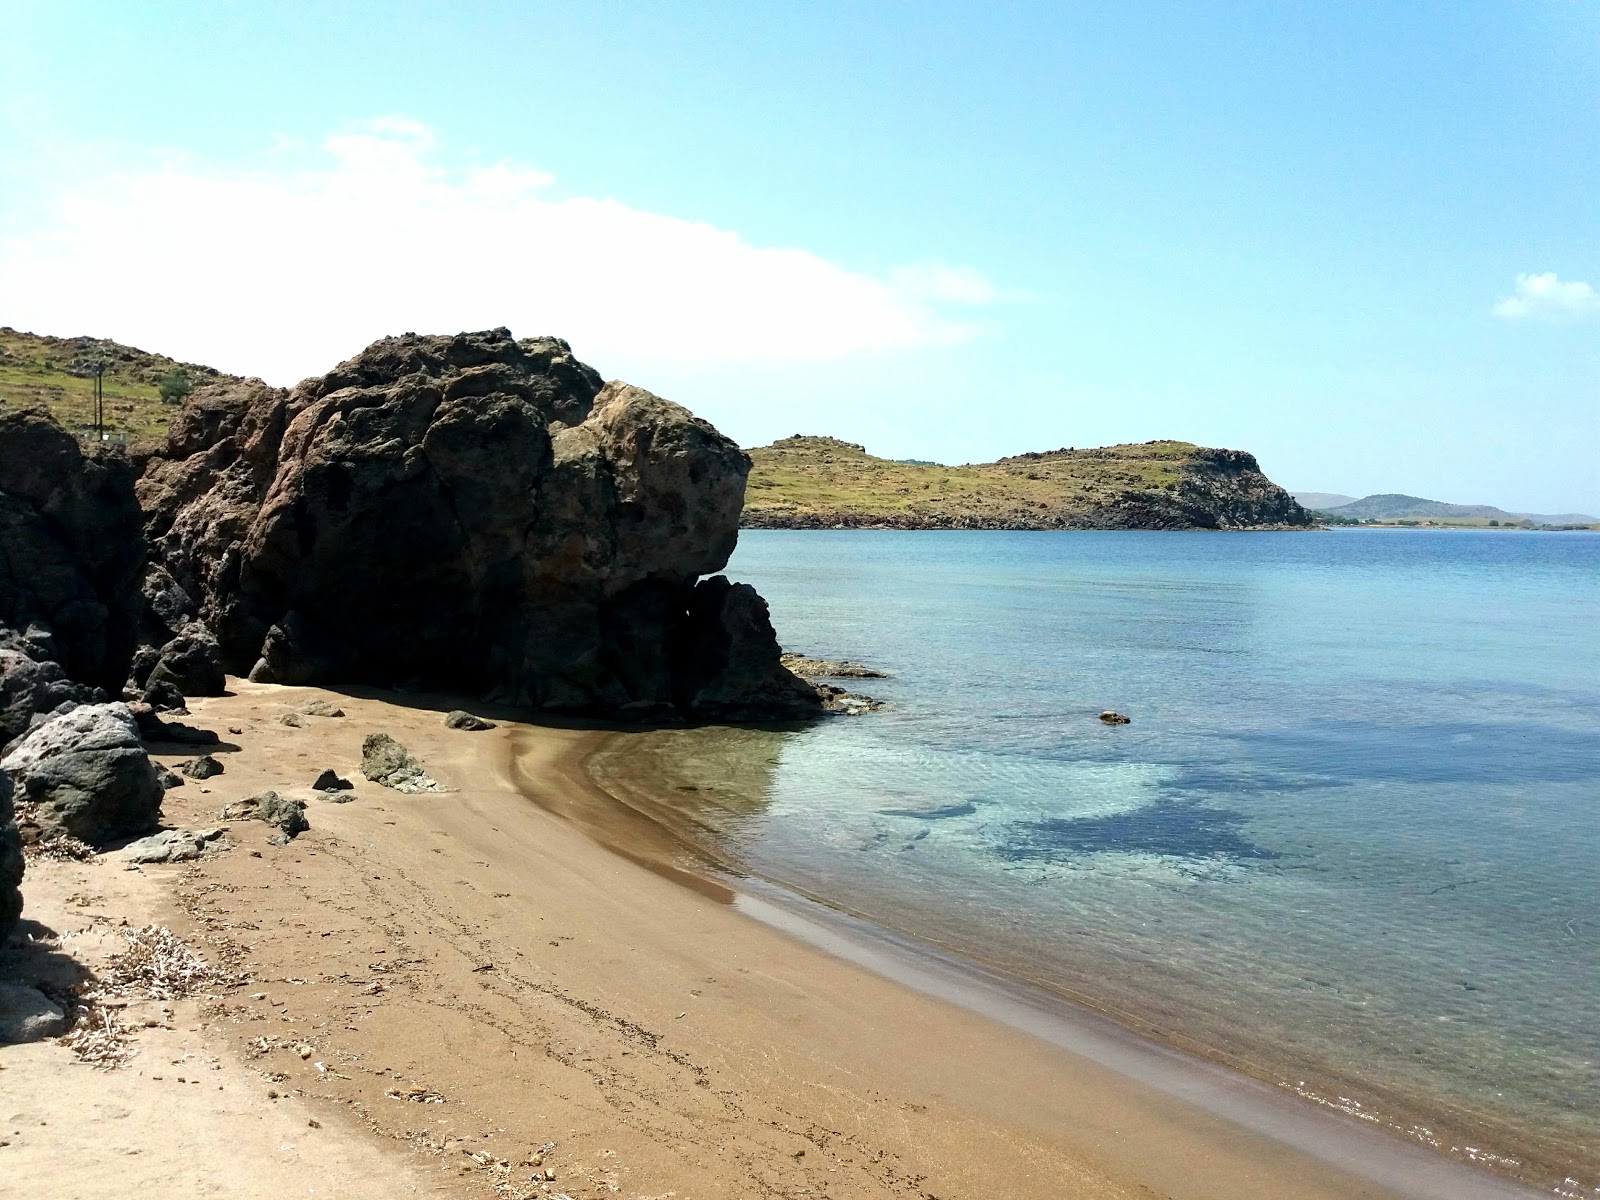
[120, 826, 226, 864]
[137, 330, 819, 722]
[145, 622, 225, 697]
[0, 648, 103, 749]
[0, 983, 67, 1042]
[311, 769, 352, 792]
[141, 678, 188, 713]
[0, 772, 22, 944]
[0, 703, 162, 844]
[815, 684, 887, 715]
[220, 791, 307, 840]
[360, 733, 443, 793]
[302, 700, 344, 717]
[676, 577, 822, 722]
[178, 754, 223, 779]
[156, 767, 185, 789]
[0, 409, 146, 691]
[443, 710, 495, 731]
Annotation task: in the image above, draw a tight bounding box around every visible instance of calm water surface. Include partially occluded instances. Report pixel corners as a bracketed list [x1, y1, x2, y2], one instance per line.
[590, 530, 1599, 1190]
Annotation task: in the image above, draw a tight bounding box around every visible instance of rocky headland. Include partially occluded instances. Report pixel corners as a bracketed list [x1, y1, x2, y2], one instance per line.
[0, 327, 822, 943]
[744, 435, 1311, 530]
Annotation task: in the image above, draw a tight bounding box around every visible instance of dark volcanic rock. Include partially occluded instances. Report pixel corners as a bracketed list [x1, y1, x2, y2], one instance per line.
[0, 703, 162, 844]
[178, 754, 223, 779]
[676, 577, 822, 722]
[311, 768, 352, 792]
[1, 771, 22, 944]
[0, 408, 146, 690]
[137, 330, 820, 722]
[443, 710, 495, 731]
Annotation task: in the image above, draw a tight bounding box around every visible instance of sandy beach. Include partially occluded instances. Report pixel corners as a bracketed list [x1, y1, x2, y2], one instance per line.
[0, 681, 1541, 1200]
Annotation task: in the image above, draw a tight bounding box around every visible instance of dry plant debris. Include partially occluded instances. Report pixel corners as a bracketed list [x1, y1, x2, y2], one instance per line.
[58, 1006, 134, 1069]
[94, 923, 230, 1001]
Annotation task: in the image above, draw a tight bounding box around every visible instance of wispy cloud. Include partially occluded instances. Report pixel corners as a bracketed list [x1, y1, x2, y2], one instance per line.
[0, 119, 997, 384]
[1492, 272, 1600, 321]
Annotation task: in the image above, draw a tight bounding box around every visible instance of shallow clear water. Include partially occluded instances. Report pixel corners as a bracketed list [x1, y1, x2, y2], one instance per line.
[591, 529, 1600, 1189]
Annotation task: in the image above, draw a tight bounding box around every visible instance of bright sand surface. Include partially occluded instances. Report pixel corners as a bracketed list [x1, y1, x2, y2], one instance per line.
[0, 682, 1545, 1199]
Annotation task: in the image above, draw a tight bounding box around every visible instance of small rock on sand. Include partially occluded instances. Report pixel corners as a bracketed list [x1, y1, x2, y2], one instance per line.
[360, 734, 444, 793]
[443, 710, 495, 732]
[312, 769, 353, 792]
[121, 827, 227, 864]
[301, 701, 345, 718]
[180, 754, 224, 779]
[220, 791, 309, 841]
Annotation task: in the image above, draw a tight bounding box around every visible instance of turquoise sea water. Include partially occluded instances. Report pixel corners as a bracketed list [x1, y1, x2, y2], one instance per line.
[591, 529, 1600, 1190]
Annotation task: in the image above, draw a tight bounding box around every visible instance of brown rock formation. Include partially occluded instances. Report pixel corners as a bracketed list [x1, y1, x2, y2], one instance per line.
[136, 329, 819, 722]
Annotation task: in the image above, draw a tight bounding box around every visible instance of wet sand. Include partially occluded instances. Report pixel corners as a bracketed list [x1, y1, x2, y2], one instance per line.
[1, 681, 1546, 1198]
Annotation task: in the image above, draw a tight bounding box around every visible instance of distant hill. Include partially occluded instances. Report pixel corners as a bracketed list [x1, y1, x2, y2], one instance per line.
[1317, 493, 1597, 527]
[0, 327, 238, 442]
[1292, 491, 1356, 510]
[744, 436, 1311, 530]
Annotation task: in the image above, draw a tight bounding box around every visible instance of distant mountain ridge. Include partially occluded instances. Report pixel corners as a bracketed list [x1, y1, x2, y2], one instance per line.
[1307, 492, 1597, 526]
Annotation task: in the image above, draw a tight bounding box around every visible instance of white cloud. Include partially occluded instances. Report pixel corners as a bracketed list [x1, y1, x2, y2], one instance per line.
[1493, 272, 1600, 321]
[0, 120, 995, 384]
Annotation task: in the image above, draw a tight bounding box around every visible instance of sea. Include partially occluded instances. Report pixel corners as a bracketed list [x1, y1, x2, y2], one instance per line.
[588, 529, 1600, 1192]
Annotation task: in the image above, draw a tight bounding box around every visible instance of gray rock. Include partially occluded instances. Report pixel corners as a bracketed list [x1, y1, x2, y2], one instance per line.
[279, 712, 303, 728]
[320, 792, 355, 804]
[220, 791, 308, 840]
[311, 769, 352, 792]
[360, 733, 443, 793]
[179, 754, 223, 779]
[1, 771, 22, 943]
[141, 678, 189, 713]
[0, 983, 67, 1043]
[156, 767, 185, 790]
[145, 623, 225, 697]
[443, 710, 495, 731]
[121, 826, 226, 864]
[0, 703, 163, 844]
[302, 700, 344, 718]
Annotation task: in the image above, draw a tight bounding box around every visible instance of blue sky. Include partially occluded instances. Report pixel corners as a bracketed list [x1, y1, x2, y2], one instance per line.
[3, 1, 1596, 512]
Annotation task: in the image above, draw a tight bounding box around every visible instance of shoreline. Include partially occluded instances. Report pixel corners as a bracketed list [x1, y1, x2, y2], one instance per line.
[0, 682, 1558, 1198]
[576, 731, 1559, 1199]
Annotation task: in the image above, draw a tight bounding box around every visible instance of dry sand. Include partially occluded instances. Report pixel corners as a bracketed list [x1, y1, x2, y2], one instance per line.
[0, 682, 1532, 1199]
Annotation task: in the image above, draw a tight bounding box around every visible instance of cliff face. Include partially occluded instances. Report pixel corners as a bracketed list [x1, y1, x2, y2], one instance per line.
[743, 437, 1311, 531]
[136, 329, 819, 721]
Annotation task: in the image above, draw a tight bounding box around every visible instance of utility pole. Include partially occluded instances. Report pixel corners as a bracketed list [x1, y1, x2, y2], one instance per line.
[92, 363, 105, 440]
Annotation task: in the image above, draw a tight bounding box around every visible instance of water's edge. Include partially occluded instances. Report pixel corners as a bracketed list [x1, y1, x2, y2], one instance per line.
[570, 734, 1546, 1200]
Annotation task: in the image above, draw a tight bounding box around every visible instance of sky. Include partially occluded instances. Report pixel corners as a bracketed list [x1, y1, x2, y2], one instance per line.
[1, 1, 1596, 513]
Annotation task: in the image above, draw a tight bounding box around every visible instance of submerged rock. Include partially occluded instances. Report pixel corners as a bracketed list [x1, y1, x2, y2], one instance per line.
[780, 653, 889, 680]
[137, 330, 819, 722]
[0, 703, 162, 845]
[360, 733, 443, 793]
[443, 710, 495, 731]
[1098, 710, 1132, 725]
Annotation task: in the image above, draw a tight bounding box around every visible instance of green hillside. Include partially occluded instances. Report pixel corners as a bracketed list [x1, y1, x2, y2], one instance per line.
[0, 327, 234, 442]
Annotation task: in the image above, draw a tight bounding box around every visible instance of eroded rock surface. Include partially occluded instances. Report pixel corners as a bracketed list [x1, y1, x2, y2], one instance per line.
[0, 703, 162, 844]
[360, 733, 442, 793]
[220, 791, 307, 842]
[136, 329, 818, 721]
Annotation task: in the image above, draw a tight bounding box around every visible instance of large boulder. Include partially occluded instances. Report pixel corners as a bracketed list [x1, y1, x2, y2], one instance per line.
[129, 565, 225, 697]
[0, 772, 22, 945]
[677, 577, 825, 722]
[0, 703, 162, 844]
[137, 330, 820, 721]
[0, 408, 145, 691]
